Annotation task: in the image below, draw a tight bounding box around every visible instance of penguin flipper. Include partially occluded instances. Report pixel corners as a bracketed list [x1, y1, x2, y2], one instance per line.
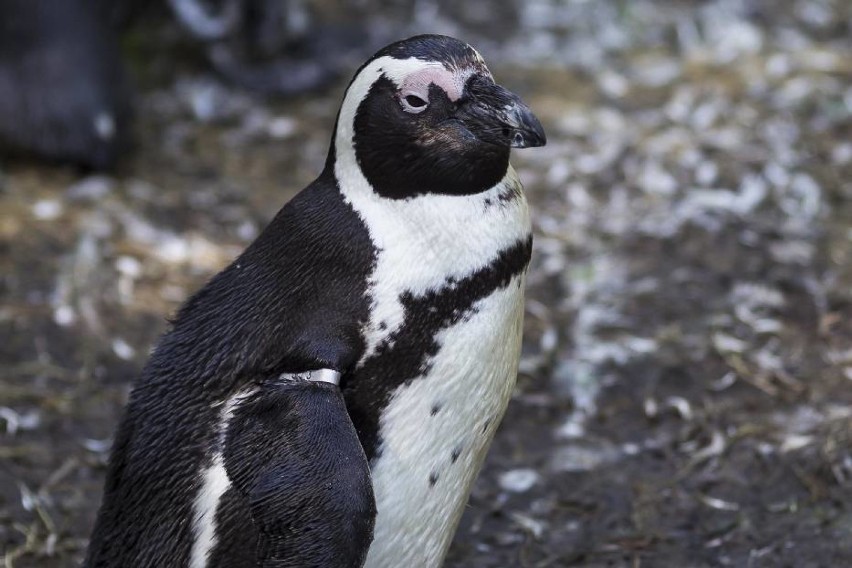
[223, 375, 375, 568]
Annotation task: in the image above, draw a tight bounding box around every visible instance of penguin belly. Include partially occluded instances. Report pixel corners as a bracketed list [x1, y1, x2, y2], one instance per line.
[337, 168, 533, 567]
[361, 274, 526, 568]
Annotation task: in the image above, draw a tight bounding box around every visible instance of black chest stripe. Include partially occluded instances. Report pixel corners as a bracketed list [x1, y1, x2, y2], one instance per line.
[343, 235, 532, 461]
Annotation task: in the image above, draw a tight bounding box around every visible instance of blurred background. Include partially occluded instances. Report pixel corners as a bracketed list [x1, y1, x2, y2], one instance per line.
[1, 0, 850, 566]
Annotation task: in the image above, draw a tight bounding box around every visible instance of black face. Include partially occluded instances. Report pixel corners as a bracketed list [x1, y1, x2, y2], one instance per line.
[347, 35, 546, 200]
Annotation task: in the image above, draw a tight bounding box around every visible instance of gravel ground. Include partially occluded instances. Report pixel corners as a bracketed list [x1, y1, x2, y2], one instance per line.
[1, 1, 851, 566]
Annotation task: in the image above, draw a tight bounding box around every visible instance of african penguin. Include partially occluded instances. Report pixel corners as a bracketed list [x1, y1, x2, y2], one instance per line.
[84, 34, 545, 568]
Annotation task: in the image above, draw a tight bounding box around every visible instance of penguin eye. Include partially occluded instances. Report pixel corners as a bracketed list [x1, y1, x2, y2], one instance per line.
[400, 93, 429, 114]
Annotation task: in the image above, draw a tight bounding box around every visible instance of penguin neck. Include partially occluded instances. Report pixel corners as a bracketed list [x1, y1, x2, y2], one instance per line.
[335, 158, 527, 252]
[331, 114, 528, 243]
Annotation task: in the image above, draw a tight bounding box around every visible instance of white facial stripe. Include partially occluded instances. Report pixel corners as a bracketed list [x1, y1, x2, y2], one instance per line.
[337, 56, 435, 159]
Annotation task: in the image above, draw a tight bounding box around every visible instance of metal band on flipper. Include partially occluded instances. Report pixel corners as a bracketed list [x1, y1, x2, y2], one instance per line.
[278, 369, 342, 386]
[309, 369, 341, 385]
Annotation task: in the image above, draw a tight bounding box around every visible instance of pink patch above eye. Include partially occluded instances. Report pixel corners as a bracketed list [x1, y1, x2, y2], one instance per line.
[400, 67, 467, 102]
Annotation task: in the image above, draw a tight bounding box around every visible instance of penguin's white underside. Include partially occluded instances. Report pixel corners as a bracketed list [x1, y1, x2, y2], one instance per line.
[345, 171, 530, 568]
[364, 274, 526, 568]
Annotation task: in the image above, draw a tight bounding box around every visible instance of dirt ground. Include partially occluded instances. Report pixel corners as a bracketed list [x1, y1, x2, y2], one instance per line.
[2, 1, 851, 567]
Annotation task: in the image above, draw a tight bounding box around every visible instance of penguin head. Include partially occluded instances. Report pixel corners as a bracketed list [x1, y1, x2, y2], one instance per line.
[331, 35, 546, 199]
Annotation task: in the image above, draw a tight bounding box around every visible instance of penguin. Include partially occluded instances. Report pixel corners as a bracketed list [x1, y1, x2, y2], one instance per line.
[84, 34, 545, 568]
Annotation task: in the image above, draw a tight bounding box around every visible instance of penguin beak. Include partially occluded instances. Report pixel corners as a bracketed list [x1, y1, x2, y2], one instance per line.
[455, 77, 547, 149]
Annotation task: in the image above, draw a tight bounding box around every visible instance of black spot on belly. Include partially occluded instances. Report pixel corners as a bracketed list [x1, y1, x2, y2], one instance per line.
[343, 236, 533, 462]
[430, 403, 442, 416]
[451, 446, 461, 463]
[429, 471, 440, 486]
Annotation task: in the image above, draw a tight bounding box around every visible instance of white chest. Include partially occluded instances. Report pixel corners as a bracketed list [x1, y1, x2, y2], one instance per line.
[337, 168, 531, 568]
[363, 273, 526, 568]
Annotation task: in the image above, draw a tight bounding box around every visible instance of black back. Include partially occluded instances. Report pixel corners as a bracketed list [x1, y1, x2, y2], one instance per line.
[84, 170, 375, 566]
